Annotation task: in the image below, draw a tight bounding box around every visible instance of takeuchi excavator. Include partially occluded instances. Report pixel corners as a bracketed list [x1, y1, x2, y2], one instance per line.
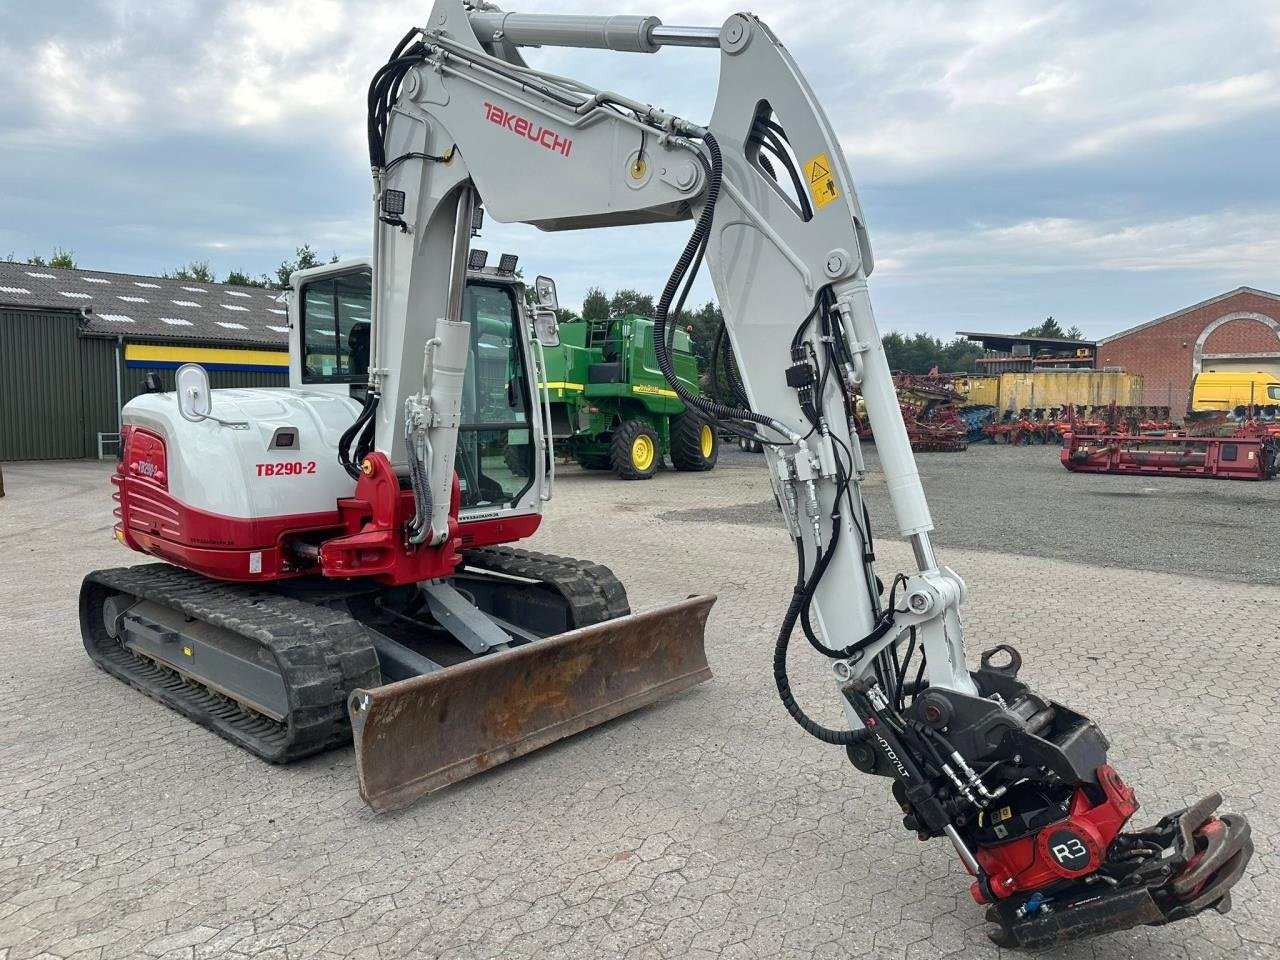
[80, 2, 1251, 948]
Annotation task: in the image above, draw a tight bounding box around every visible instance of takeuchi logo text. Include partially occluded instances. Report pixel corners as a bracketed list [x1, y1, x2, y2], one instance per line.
[483, 103, 573, 157]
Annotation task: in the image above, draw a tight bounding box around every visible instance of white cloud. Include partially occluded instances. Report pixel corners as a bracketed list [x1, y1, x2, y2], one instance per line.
[27, 42, 138, 136]
[877, 210, 1280, 280]
[1, 0, 1278, 333]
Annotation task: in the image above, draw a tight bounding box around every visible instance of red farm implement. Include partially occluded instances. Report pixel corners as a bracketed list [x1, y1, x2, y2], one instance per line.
[983, 404, 1174, 446]
[856, 372, 969, 452]
[1061, 430, 1279, 481]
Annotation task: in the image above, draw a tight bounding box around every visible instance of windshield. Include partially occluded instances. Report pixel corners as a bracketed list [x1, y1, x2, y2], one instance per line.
[457, 283, 535, 509]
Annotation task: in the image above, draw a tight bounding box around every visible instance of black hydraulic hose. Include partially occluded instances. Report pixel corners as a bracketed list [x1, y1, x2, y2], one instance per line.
[652, 134, 781, 432]
[774, 584, 860, 746]
[338, 392, 379, 480]
[752, 128, 812, 221]
[367, 51, 426, 168]
[389, 25, 421, 62]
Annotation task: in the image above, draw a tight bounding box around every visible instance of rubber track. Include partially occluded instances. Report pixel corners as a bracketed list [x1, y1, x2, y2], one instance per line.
[461, 546, 631, 627]
[81, 564, 381, 763]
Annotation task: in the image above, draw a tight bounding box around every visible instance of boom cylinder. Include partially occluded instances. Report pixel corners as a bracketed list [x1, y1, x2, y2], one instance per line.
[466, 12, 719, 52]
[834, 279, 937, 543]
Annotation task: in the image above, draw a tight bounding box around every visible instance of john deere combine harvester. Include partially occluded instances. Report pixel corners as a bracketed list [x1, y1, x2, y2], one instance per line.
[536, 314, 718, 479]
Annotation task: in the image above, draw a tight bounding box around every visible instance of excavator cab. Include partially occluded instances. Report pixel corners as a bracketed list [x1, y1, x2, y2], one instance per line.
[291, 261, 540, 508]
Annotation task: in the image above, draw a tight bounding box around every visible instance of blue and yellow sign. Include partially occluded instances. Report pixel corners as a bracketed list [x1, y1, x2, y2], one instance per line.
[124, 344, 289, 374]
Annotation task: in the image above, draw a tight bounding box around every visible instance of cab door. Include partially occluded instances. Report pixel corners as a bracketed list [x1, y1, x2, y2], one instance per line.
[289, 259, 373, 398]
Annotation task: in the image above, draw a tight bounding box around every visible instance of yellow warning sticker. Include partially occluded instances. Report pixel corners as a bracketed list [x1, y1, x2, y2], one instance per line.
[804, 152, 840, 209]
[182, 646, 193, 658]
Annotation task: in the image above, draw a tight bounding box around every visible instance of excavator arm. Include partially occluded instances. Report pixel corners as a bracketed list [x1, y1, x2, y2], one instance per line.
[349, 0, 1254, 948]
[357, 2, 1249, 947]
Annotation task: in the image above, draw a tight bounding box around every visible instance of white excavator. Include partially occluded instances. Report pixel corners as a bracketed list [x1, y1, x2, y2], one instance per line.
[80, 2, 1251, 948]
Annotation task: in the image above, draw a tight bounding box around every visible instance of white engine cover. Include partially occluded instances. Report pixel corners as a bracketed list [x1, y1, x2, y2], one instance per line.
[123, 388, 361, 520]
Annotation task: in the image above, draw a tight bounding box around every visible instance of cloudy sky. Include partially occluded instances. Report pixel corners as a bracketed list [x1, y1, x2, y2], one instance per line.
[2, 0, 1278, 338]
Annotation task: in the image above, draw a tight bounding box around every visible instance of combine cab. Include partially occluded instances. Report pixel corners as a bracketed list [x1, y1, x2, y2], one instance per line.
[533, 315, 718, 479]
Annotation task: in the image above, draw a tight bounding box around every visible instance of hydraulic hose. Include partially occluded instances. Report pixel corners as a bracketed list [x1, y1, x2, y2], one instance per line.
[774, 582, 861, 746]
[339, 392, 379, 480]
[652, 134, 796, 441]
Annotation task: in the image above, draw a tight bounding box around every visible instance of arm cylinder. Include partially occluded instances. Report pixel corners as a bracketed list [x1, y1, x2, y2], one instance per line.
[466, 12, 719, 52]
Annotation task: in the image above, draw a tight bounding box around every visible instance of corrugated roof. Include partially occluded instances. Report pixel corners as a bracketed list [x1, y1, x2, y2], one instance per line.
[0, 261, 288, 346]
[956, 330, 1095, 350]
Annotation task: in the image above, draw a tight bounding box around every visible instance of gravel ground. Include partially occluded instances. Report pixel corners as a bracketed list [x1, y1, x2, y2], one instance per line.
[1, 456, 1276, 960]
[670, 443, 1280, 584]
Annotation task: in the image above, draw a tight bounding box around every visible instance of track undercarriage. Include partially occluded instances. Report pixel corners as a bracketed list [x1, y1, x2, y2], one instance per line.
[80, 547, 713, 808]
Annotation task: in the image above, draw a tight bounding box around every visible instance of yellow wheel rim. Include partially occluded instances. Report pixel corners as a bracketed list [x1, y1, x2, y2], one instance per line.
[632, 434, 655, 471]
[699, 424, 714, 458]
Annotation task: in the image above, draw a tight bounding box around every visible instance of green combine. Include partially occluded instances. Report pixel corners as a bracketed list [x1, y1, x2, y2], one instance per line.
[534, 314, 718, 480]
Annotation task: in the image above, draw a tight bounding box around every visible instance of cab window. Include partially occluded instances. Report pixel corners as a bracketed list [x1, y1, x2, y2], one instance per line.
[456, 283, 535, 509]
[300, 271, 371, 383]
[1269, 385, 1280, 401]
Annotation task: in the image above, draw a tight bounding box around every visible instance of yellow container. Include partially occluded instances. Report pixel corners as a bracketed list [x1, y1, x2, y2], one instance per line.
[956, 375, 1000, 407]
[996, 371, 1142, 411]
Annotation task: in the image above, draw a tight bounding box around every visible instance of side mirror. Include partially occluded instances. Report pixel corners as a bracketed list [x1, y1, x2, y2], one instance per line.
[534, 309, 560, 348]
[534, 275, 558, 311]
[174, 363, 250, 429]
[175, 363, 212, 422]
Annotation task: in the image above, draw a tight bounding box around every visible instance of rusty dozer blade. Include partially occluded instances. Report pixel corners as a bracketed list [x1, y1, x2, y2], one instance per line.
[348, 594, 715, 812]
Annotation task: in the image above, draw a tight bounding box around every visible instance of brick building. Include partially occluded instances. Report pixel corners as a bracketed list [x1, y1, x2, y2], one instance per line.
[1097, 287, 1280, 410]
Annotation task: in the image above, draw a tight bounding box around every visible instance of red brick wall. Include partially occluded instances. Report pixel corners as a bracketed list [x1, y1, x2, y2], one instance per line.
[1097, 291, 1280, 409]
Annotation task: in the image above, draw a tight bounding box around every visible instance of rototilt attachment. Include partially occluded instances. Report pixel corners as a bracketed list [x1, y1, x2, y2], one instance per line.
[348, 595, 715, 812]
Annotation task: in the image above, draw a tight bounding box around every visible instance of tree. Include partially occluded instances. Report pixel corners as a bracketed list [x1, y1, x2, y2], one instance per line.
[1065, 324, 1084, 339]
[684, 301, 724, 371]
[1020, 316, 1065, 338]
[25, 248, 75, 268]
[882, 331, 982, 374]
[609, 288, 654, 318]
[166, 260, 215, 282]
[274, 244, 324, 288]
[554, 308, 580, 324]
[581, 286, 609, 321]
[224, 269, 270, 288]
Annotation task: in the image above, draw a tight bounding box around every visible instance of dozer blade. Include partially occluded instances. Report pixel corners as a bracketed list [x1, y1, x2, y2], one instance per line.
[348, 594, 715, 812]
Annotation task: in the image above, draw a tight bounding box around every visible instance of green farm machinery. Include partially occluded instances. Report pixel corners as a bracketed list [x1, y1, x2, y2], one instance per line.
[532, 314, 718, 480]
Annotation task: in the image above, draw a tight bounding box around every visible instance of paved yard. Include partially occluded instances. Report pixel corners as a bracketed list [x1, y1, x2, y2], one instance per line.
[1, 449, 1276, 960]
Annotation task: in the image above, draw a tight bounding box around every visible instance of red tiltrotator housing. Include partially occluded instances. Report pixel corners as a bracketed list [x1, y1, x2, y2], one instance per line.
[970, 765, 1139, 904]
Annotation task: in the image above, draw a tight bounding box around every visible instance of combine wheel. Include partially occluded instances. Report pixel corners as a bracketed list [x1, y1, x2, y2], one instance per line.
[611, 420, 660, 480]
[670, 409, 718, 471]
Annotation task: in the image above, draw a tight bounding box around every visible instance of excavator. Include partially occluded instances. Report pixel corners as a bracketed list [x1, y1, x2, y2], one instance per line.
[80, 2, 1251, 949]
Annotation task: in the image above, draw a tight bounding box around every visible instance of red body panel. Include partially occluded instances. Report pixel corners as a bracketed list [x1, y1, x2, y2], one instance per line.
[114, 431, 542, 585]
[970, 765, 1139, 903]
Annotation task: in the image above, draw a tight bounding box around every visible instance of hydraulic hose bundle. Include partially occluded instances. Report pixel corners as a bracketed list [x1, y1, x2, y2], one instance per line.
[650, 131, 896, 747]
[338, 391, 379, 480]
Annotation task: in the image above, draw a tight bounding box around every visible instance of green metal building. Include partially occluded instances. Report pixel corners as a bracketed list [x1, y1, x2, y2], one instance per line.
[0, 262, 290, 461]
